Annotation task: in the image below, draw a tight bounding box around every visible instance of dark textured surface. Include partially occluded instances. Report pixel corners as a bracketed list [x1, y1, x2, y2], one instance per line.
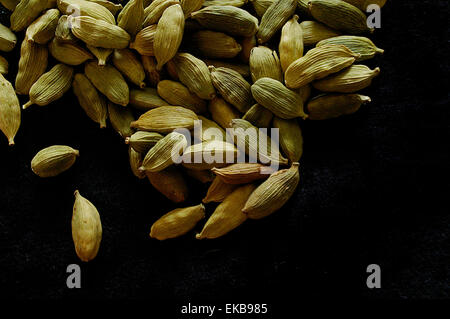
[0, 0, 449, 307]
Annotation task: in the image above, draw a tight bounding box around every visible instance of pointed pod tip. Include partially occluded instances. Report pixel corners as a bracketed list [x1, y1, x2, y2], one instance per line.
[8, 138, 15, 146]
[74, 190, 80, 197]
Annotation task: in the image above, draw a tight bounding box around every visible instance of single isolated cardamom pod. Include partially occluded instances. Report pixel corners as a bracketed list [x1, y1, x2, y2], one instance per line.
[0, 55, 8, 74]
[203, 176, 238, 203]
[129, 87, 169, 111]
[279, 15, 303, 73]
[117, 0, 144, 38]
[72, 190, 102, 262]
[143, 0, 179, 27]
[131, 106, 198, 133]
[242, 103, 274, 128]
[0, 73, 21, 146]
[157, 80, 207, 114]
[316, 36, 384, 62]
[112, 49, 146, 88]
[243, 162, 300, 219]
[10, 0, 55, 32]
[272, 117, 303, 162]
[204, 59, 250, 78]
[31, 145, 79, 177]
[208, 97, 241, 129]
[191, 30, 242, 59]
[49, 38, 94, 66]
[108, 102, 135, 139]
[150, 204, 206, 240]
[197, 184, 256, 239]
[129, 146, 146, 179]
[181, 140, 239, 170]
[300, 20, 341, 46]
[212, 163, 274, 185]
[146, 167, 189, 203]
[58, 0, 115, 24]
[87, 45, 113, 66]
[130, 25, 157, 56]
[26, 9, 60, 44]
[306, 93, 371, 120]
[257, 0, 296, 44]
[0, 23, 17, 52]
[249, 46, 283, 82]
[125, 131, 164, 154]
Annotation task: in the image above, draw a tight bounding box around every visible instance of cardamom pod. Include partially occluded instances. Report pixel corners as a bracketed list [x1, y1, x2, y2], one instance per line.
[185, 168, 215, 183]
[87, 0, 123, 15]
[117, 0, 144, 38]
[154, 4, 185, 70]
[203, 176, 238, 203]
[204, 59, 250, 78]
[0, 73, 20, 146]
[0, 23, 17, 52]
[243, 162, 300, 219]
[129, 24, 157, 56]
[26, 9, 60, 44]
[49, 38, 93, 66]
[196, 115, 226, 142]
[150, 204, 205, 240]
[208, 97, 240, 129]
[250, 0, 274, 17]
[242, 103, 273, 128]
[129, 87, 169, 111]
[125, 131, 164, 154]
[203, 0, 247, 7]
[112, 49, 146, 88]
[343, 0, 386, 11]
[131, 106, 198, 133]
[197, 183, 256, 239]
[313, 65, 380, 93]
[249, 46, 283, 82]
[140, 132, 187, 172]
[301, 20, 341, 46]
[87, 45, 113, 66]
[31, 145, 79, 177]
[306, 93, 371, 120]
[317, 35, 384, 61]
[146, 166, 189, 203]
[272, 117, 303, 162]
[279, 15, 303, 73]
[257, 0, 296, 44]
[55, 15, 77, 44]
[73, 73, 108, 128]
[142, 56, 162, 86]
[23, 64, 74, 109]
[0, 55, 8, 74]
[210, 66, 254, 113]
[191, 30, 242, 59]
[285, 44, 359, 89]
[72, 190, 102, 262]
[108, 102, 135, 138]
[297, 84, 311, 103]
[212, 163, 274, 184]
[191, 5, 259, 37]
[181, 140, 239, 170]
[251, 77, 307, 119]
[181, 0, 204, 18]
[239, 35, 256, 63]
[157, 80, 207, 114]
[10, 0, 56, 32]
[0, 0, 20, 11]
[85, 61, 130, 106]
[129, 146, 146, 179]
[143, 0, 179, 27]
[58, 0, 115, 24]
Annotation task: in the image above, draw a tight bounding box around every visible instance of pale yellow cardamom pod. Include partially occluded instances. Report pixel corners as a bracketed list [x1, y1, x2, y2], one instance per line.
[112, 49, 146, 88]
[181, 140, 239, 170]
[143, 0, 179, 27]
[306, 93, 371, 120]
[300, 20, 341, 46]
[0, 73, 20, 146]
[58, 0, 115, 24]
[203, 0, 247, 7]
[129, 87, 169, 111]
[31, 145, 79, 177]
[117, 0, 144, 37]
[212, 163, 274, 185]
[0, 23, 17, 52]
[279, 14, 303, 73]
[257, 0, 296, 44]
[131, 106, 198, 133]
[157, 80, 207, 114]
[249, 46, 283, 82]
[130, 24, 157, 56]
[49, 38, 94, 66]
[191, 30, 242, 59]
[26, 9, 60, 44]
[316, 35, 384, 62]
[10, 0, 56, 32]
[203, 176, 238, 203]
[125, 131, 164, 154]
[272, 117, 303, 162]
[146, 167, 189, 203]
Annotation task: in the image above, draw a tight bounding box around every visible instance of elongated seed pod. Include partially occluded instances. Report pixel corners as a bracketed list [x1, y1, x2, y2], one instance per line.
[204, 59, 250, 78]
[15, 37, 48, 95]
[129, 87, 169, 111]
[342, 0, 386, 11]
[0, 0, 20, 11]
[251, 77, 307, 119]
[191, 5, 259, 37]
[150, 204, 205, 240]
[197, 183, 256, 239]
[196, 115, 226, 142]
[249, 0, 274, 17]
[129, 145, 146, 179]
[191, 31, 242, 59]
[87, 0, 123, 15]
[49, 38, 93, 65]
[0, 55, 8, 74]
[301, 20, 341, 46]
[112, 49, 146, 88]
[143, 0, 179, 27]
[55, 15, 77, 43]
[317, 36, 384, 62]
[181, 140, 239, 170]
[208, 97, 240, 129]
[181, 0, 204, 18]
[203, 0, 247, 7]
[157, 80, 207, 114]
[146, 167, 188, 203]
[210, 66, 253, 113]
[272, 117, 303, 162]
[242, 103, 273, 128]
[72, 73, 108, 128]
[126, 131, 163, 154]
[108, 102, 135, 138]
[85, 61, 130, 106]
[117, 0, 144, 38]
[70, 16, 131, 49]
[26, 9, 60, 44]
[10, 0, 56, 32]
[306, 93, 371, 120]
[257, 0, 296, 44]
[249, 46, 283, 82]
[154, 4, 185, 70]
[0, 73, 20, 145]
[212, 163, 274, 184]
[243, 163, 300, 219]
[203, 176, 238, 203]
[239, 35, 256, 63]
[0, 23, 17, 52]
[31, 145, 79, 177]
[142, 56, 162, 86]
[172, 53, 216, 100]
[57, 0, 115, 24]
[23, 64, 74, 109]
[72, 190, 102, 262]
[279, 15, 303, 73]
[131, 106, 198, 133]
[86, 45, 112, 66]
[130, 25, 157, 56]
[285, 44, 360, 89]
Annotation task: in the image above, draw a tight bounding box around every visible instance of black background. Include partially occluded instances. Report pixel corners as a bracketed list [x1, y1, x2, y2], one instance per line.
[0, 0, 448, 308]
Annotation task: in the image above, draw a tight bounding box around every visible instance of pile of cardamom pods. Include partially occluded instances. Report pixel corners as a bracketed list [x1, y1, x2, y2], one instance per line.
[0, 0, 385, 262]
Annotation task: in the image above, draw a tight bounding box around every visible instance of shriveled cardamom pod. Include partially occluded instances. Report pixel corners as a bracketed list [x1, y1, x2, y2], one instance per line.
[0, 0, 20, 11]
[150, 204, 206, 240]
[154, 4, 185, 70]
[129, 146, 146, 179]
[250, 0, 274, 17]
[251, 77, 307, 119]
[112, 49, 146, 88]
[0, 23, 17, 52]
[73, 73, 108, 128]
[126, 131, 164, 154]
[129, 87, 169, 111]
[212, 163, 274, 184]
[131, 106, 198, 133]
[117, 0, 144, 38]
[191, 5, 259, 37]
[197, 183, 256, 239]
[87, 0, 123, 15]
[31, 145, 79, 177]
[185, 168, 215, 183]
[301, 20, 341, 46]
[191, 30, 242, 59]
[272, 117, 303, 162]
[181, 0, 204, 18]
[0, 55, 8, 74]
[85, 61, 130, 106]
[23, 64, 74, 109]
[157, 80, 207, 114]
[203, 176, 238, 203]
[49, 38, 94, 66]
[26, 9, 60, 44]
[308, 0, 373, 34]
[58, 0, 115, 24]
[129, 24, 157, 56]
[317, 35, 384, 62]
[0, 73, 20, 146]
[243, 163, 300, 219]
[142, 56, 162, 87]
[257, 0, 296, 44]
[210, 66, 254, 113]
[249, 46, 283, 82]
[70, 16, 130, 49]
[140, 132, 188, 172]
[86, 45, 113, 66]
[208, 97, 240, 129]
[204, 59, 250, 78]
[239, 35, 256, 63]
[143, 0, 179, 27]
[108, 102, 135, 139]
[172, 53, 216, 100]
[15, 37, 48, 95]
[146, 166, 188, 203]
[343, 0, 386, 11]
[196, 115, 226, 142]
[307, 93, 371, 120]
[313, 65, 380, 93]
[285, 44, 360, 89]
[279, 15, 303, 73]
[242, 103, 273, 128]
[72, 190, 102, 262]
[181, 140, 239, 170]
[203, 0, 247, 7]
[55, 15, 77, 44]
[10, 0, 55, 32]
